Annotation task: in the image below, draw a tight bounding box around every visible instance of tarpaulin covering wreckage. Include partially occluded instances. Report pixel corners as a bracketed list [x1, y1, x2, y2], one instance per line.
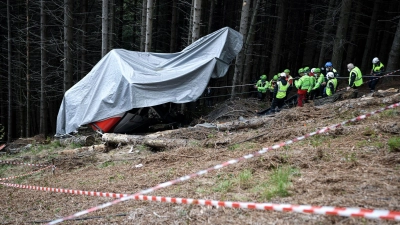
[56, 27, 243, 136]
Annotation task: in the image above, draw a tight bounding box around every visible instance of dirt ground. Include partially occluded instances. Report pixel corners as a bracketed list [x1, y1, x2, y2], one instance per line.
[0, 80, 400, 225]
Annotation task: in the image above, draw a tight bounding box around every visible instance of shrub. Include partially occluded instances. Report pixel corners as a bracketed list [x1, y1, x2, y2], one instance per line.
[388, 137, 400, 152]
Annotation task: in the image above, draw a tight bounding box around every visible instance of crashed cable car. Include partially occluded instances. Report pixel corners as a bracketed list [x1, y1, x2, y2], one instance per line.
[55, 27, 243, 136]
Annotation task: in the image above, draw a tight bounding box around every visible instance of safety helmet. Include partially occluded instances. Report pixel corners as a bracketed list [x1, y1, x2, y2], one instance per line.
[326, 72, 334, 79]
[273, 75, 279, 81]
[280, 72, 287, 77]
[260, 74, 267, 80]
[284, 69, 290, 73]
[311, 68, 315, 73]
[314, 68, 321, 73]
[325, 62, 333, 67]
[372, 57, 379, 64]
[298, 68, 304, 74]
[303, 66, 310, 72]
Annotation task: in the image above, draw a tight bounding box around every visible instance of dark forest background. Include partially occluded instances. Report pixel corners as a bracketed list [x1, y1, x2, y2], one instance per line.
[0, 0, 399, 142]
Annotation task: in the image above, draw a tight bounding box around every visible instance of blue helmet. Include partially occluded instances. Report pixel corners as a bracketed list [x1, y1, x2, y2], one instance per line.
[325, 62, 333, 67]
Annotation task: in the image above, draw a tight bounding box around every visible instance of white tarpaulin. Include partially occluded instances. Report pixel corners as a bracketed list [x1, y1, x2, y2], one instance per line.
[56, 27, 243, 135]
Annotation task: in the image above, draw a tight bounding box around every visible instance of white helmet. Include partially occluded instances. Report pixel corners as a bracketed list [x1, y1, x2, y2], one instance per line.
[372, 57, 379, 64]
[326, 72, 334, 79]
[280, 72, 287, 77]
[311, 68, 315, 73]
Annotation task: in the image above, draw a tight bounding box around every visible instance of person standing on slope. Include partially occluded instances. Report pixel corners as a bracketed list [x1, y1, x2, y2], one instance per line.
[324, 72, 338, 97]
[295, 68, 312, 107]
[346, 63, 363, 98]
[368, 57, 385, 93]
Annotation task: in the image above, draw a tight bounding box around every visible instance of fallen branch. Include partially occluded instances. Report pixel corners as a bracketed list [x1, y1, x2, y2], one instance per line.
[59, 135, 95, 147]
[59, 144, 108, 156]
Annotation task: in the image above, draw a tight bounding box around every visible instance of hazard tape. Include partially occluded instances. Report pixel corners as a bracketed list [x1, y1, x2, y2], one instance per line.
[0, 165, 53, 181]
[2, 182, 399, 221]
[46, 102, 400, 224]
[336, 69, 400, 93]
[0, 182, 128, 198]
[0, 160, 49, 167]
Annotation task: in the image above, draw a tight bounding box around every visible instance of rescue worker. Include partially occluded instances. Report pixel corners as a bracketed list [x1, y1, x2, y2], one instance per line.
[255, 74, 269, 101]
[284, 69, 293, 99]
[302, 66, 313, 102]
[312, 68, 326, 99]
[368, 57, 385, 93]
[284, 69, 294, 87]
[269, 72, 290, 113]
[346, 63, 363, 98]
[295, 67, 312, 107]
[308, 68, 317, 100]
[297, 68, 304, 78]
[324, 72, 337, 97]
[268, 74, 279, 102]
[325, 61, 339, 77]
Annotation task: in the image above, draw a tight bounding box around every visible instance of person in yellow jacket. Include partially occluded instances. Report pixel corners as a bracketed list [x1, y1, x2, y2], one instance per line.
[295, 67, 312, 107]
[324, 72, 337, 97]
[255, 74, 269, 101]
[312, 68, 326, 99]
[268, 74, 279, 102]
[308, 68, 317, 99]
[269, 72, 290, 114]
[346, 63, 363, 98]
[368, 57, 385, 92]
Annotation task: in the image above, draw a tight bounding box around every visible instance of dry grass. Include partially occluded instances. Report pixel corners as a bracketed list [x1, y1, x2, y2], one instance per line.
[1, 86, 400, 224]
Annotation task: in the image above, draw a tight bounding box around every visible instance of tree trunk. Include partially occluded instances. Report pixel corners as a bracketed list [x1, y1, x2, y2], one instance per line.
[140, 0, 147, 51]
[40, 0, 48, 137]
[145, 0, 153, 52]
[26, 0, 30, 138]
[109, 0, 115, 50]
[191, 0, 202, 43]
[7, 0, 12, 142]
[118, 0, 124, 47]
[386, 17, 400, 72]
[269, 0, 287, 75]
[331, 0, 352, 75]
[302, 12, 315, 66]
[80, 0, 88, 79]
[102, 0, 109, 57]
[186, 0, 195, 46]
[231, 0, 250, 98]
[345, 0, 362, 65]
[207, 0, 215, 34]
[242, 0, 260, 94]
[360, 0, 380, 73]
[170, 0, 177, 52]
[64, 0, 73, 93]
[317, 0, 335, 67]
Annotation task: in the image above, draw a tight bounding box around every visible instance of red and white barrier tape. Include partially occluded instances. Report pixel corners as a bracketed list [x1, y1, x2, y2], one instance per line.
[336, 69, 400, 93]
[0, 182, 128, 198]
[2, 182, 399, 221]
[0, 165, 53, 181]
[134, 196, 400, 221]
[46, 102, 400, 224]
[0, 160, 49, 167]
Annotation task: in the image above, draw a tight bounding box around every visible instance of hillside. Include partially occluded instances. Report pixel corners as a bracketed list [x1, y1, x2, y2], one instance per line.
[0, 85, 400, 224]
